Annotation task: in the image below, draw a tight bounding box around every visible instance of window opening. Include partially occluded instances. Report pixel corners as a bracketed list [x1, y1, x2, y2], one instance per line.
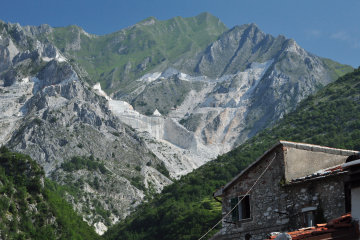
[231, 195, 251, 221]
[302, 206, 317, 227]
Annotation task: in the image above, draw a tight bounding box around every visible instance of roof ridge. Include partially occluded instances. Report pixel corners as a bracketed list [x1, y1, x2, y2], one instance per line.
[280, 140, 359, 155]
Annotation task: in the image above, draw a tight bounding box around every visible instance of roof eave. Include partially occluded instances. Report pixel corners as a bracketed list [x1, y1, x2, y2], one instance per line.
[343, 159, 360, 169]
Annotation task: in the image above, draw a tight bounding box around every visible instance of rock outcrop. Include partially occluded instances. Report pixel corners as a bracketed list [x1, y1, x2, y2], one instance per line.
[0, 21, 171, 232]
[118, 23, 351, 158]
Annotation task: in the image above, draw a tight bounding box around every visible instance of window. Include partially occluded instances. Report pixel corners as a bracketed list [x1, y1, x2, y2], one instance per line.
[304, 211, 315, 227]
[302, 206, 317, 227]
[245, 233, 252, 240]
[231, 195, 251, 221]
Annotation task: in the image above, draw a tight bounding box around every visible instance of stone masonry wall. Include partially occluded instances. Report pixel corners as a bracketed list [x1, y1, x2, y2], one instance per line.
[284, 175, 345, 229]
[212, 146, 346, 240]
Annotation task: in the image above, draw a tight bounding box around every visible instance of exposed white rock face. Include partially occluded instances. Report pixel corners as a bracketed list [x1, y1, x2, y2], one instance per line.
[94, 222, 108, 235]
[34, 39, 68, 63]
[6, 69, 172, 228]
[0, 78, 33, 144]
[185, 59, 274, 152]
[93, 82, 111, 100]
[1, 64, 167, 230]
[114, 60, 273, 160]
[0, 37, 19, 73]
[107, 99, 215, 177]
[137, 72, 162, 83]
[115, 23, 343, 170]
[284, 39, 303, 54]
[115, 32, 340, 172]
[143, 166, 172, 191]
[90, 81, 216, 178]
[153, 109, 162, 116]
[0, 22, 175, 232]
[97, 60, 275, 177]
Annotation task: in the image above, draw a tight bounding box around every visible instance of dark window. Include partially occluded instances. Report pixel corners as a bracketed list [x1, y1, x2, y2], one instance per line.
[304, 211, 315, 227]
[231, 195, 251, 221]
[302, 206, 317, 227]
[345, 182, 352, 213]
[241, 195, 251, 219]
[231, 197, 239, 221]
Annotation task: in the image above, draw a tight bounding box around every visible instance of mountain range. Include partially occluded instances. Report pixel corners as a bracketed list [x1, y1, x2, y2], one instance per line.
[104, 67, 360, 240]
[0, 12, 353, 234]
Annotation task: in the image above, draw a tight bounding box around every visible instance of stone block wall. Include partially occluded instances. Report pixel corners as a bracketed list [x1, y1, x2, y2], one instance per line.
[284, 175, 345, 229]
[213, 145, 346, 240]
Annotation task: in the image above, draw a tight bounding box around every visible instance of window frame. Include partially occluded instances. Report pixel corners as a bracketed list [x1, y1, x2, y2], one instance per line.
[230, 195, 252, 222]
[301, 206, 317, 227]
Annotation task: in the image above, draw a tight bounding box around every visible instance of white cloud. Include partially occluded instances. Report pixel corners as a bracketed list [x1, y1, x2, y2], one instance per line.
[330, 31, 351, 41]
[307, 29, 322, 38]
[330, 31, 359, 49]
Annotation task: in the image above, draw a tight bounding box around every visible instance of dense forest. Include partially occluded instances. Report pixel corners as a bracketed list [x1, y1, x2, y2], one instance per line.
[0, 147, 99, 240]
[104, 68, 360, 240]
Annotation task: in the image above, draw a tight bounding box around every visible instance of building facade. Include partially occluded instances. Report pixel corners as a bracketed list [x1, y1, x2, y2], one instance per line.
[212, 141, 358, 240]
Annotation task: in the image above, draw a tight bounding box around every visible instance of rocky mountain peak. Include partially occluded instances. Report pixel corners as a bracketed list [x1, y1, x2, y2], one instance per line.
[0, 23, 177, 230]
[281, 38, 304, 54]
[0, 15, 353, 234]
[192, 23, 275, 77]
[138, 16, 157, 26]
[231, 22, 261, 35]
[194, 12, 221, 22]
[21, 24, 53, 37]
[124, 20, 352, 158]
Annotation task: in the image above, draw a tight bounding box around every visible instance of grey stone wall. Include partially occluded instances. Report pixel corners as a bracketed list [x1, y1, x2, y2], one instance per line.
[212, 145, 346, 240]
[284, 175, 345, 228]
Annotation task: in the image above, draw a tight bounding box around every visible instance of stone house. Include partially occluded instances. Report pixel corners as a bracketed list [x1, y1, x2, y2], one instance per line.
[212, 141, 359, 240]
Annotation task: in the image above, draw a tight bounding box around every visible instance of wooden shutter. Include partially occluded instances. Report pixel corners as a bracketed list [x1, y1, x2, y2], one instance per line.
[231, 197, 239, 221]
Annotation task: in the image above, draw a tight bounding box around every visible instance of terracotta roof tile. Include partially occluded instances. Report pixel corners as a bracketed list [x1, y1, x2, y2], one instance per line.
[267, 214, 359, 240]
[289, 164, 346, 184]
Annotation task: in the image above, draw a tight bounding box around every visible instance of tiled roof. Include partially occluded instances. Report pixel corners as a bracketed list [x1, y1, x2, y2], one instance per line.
[289, 164, 346, 184]
[267, 214, 359, 240]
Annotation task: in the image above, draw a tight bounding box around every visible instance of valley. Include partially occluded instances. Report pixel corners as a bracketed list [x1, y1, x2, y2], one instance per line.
[0, 12, 355, 238]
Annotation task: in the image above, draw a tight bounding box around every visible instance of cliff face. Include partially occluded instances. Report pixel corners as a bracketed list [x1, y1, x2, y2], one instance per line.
[5, 14, 348, 169]
[0, 21, 171, 234]
[114, 23, 351, 157]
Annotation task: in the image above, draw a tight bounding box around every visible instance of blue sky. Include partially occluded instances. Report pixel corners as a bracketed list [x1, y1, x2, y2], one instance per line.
[1, 0, 359, 67]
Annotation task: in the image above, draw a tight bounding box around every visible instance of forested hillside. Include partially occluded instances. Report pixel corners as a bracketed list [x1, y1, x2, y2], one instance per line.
[0, 147, 99, 240]
[104, 68, 360, 240]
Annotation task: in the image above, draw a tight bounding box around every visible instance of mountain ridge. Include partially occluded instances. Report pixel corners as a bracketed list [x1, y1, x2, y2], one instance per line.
[0, 13, 354, 235]
[44, 12, 228, 95]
